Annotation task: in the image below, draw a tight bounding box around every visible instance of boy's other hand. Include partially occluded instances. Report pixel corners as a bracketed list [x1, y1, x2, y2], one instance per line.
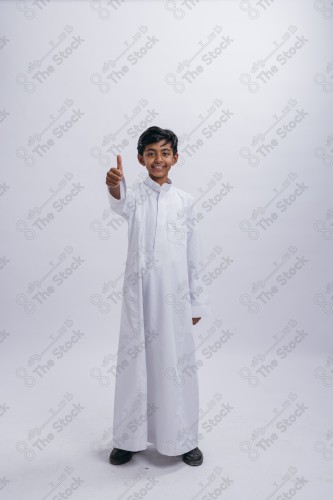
[106, 154, 124, 189]
[192, 317, 201, 325]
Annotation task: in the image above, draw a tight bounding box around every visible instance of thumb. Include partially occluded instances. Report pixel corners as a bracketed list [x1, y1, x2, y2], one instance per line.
[117, 154, 123, 174]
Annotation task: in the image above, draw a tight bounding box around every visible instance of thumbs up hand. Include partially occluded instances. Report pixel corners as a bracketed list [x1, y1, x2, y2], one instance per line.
[106, 154, 124, 189]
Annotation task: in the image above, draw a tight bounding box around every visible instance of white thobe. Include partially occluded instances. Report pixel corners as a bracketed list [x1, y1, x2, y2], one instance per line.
[106, 173, 211, 456]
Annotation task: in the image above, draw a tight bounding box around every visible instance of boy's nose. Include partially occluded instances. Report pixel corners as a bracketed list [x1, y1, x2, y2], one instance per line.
[154, 154, 164, 163]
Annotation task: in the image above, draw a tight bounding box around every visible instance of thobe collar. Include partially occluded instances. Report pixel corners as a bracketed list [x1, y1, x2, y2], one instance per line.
[144, 174, 172, 193]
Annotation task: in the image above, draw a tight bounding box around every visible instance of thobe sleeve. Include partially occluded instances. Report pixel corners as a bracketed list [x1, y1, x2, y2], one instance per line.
[186, 197, 212, 318]
[106, 176, 132, 220]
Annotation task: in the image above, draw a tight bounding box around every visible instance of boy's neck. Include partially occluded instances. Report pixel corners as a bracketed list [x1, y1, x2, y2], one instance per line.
[148, 173, 169, 186]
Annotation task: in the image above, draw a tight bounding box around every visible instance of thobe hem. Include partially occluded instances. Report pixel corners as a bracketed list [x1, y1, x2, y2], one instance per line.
[112, 441, 199, 457]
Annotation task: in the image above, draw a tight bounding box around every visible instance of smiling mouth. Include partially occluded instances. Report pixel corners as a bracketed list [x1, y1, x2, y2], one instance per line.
[152, 165, 165, 169]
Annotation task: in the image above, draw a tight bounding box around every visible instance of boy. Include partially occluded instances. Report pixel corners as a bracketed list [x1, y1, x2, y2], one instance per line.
[105, 126, 211, 466]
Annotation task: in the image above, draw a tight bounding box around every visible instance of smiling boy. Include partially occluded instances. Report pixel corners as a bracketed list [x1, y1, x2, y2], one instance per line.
[105, 126, 211, 466]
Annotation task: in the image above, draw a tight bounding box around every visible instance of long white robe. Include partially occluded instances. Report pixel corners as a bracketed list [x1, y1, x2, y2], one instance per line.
[106, 173, 211, 456]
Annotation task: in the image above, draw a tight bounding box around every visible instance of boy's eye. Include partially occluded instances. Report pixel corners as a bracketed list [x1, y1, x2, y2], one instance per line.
[147, 151, 170, 156]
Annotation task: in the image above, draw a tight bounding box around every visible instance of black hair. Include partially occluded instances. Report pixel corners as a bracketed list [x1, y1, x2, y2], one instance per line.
[137, 126, 178, 156]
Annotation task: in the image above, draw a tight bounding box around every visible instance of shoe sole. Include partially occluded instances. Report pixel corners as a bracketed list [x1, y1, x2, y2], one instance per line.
[182, 456, 203, 466]
[109, 455, 133, 465]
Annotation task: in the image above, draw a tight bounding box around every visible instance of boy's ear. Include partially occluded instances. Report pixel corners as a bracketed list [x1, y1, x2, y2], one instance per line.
[137, 154, 145, 166]
[173, 152, 179, 164]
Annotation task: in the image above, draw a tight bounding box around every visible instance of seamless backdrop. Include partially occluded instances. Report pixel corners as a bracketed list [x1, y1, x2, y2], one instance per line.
[0, 1, 332, 499]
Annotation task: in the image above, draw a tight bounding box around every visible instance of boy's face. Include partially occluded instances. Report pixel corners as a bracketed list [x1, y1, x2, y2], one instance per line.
[137, 139, 178, 185]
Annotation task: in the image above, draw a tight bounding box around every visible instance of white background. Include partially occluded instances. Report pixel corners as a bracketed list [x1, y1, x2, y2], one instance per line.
[0, 0, 332, 499]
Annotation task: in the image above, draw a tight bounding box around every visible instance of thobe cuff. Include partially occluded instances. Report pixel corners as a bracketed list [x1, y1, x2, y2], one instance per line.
[107, 176, 126, 201]
[191, 303, 212, 319]
[106, 177, 128, 219]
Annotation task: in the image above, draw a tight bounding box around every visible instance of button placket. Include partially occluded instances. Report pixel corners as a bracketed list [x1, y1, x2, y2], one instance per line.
[153, 191, 166, 256]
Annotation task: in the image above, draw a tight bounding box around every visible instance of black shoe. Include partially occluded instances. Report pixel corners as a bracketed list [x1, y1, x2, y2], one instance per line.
[109, 448, 137, 465]
[182, 447, 203, 466]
